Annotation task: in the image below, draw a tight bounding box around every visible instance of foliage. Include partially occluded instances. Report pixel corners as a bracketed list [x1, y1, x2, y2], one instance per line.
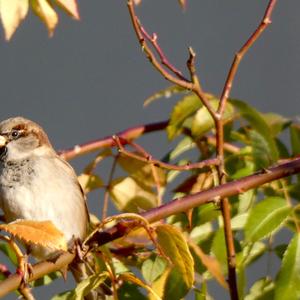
[1, 1, 300, 300]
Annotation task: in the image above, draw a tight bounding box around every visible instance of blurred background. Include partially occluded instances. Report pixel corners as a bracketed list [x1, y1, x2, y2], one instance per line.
[1, 0, 300, 299]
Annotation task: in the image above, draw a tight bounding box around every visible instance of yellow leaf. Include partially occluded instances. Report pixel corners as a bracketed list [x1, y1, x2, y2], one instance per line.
[0, 220, 67, 251]
[155, 224, 194, 288]
[109, 177, 157, 212]
[117, 154, 166, 188]
[31, 0, 58, 36]
[54, 0, 79, 20]
[78, 173, 103, 193]
[119, 272, 162, 300]
[149, 267, 171, 300]
[0, 0, 29, 40]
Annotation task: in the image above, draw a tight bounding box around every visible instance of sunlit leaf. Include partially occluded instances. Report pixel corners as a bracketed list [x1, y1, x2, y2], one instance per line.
[144, 85, 186, 107]
[245, 277, 274, 300]
[51, 290, 72, 300]
[263, 113, 291, 137]
[31, 0, 58, 36]
[142, 255, 167, 284]
[167, 94, 201, 140]
[274, 233, 300, 300]
[54, 0, 79, 19]
[0, 0, 29, 40]
[117, 154, 166, 188]
[118, 273, 161, 300]
[0, 220, 67, 251]
[78, 173, 104, 193]
[191, 99, 234, 138]
[244, 197, 291, 243]
[70, 272, 108, 299]
[149, 267, 170, 300]
[155, 224, 194, 289]
[162, 136, 195, 162]
[109, 177, 157, 212]
[230, 99, 278, 163]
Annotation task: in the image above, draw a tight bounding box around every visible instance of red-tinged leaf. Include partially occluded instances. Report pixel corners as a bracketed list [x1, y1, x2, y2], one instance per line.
[189, 241, 228, 289]
[54, 0, 79, 20]
[0, 0, 29, 40]
[0, 220, 67, 251]
[31, 0, 58, 36]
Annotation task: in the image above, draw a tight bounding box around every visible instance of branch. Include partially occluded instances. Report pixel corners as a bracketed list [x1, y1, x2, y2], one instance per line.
[1, 157, 300, 297]
[58, 120, 168, 161]
[217, 0, 277, 116]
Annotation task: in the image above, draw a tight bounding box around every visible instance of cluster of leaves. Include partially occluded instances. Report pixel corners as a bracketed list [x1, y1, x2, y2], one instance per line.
[1, 90, 294, 299]
[0, 0, 79, 40]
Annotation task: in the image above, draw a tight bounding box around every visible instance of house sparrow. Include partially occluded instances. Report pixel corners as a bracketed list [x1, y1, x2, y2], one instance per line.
[0, 117, 98, 299]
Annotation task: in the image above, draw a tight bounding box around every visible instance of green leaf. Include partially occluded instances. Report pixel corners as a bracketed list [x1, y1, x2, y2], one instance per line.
[156, 224, 194, 289]
[109, 177, 157, 212]
[274, 233, 300, 300]
[144, 85, 186, 106]
[32, 271, 61, 287]
[290, 124, 300, 156]
[117, 154, 166, 188]
[245, 277, 274, 300]
[163, 136, 195, 162]
[70, 272, 108, 299]
[249, 130, 273, 169]
[118, 281, 148, 300]
[262, 113, 291, 136]
[230, 99, 279, 163]
[167, 94, 202, 140]
[191, 98, 234, 137]
[238, 189, 255, 214]
[163, 267, 189, 300]
[0, 242, 18, 265]
[244, 197, 291, 243]
[51, 291, 72, 300]
[142, 255, 167, 284]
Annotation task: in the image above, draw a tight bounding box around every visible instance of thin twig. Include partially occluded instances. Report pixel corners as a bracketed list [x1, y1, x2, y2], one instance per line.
[140, 26, 188, 81]
[102, 156, 118, 220]
[113, 135, 219, 171]
[217, 0, 277, 116]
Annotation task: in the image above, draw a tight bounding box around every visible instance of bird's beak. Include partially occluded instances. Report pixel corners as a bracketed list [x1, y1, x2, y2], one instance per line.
[0, 135, 7, 148]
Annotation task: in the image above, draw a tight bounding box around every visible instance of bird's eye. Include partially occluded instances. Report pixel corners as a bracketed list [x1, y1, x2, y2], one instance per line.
[11, 130, 20, 139]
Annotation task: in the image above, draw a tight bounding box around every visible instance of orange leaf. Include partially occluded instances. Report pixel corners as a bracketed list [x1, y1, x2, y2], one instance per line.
[54, 0, 80, 20]
[0, 0, 29, 40]
[31, 0, 58, 36]
[0, 220, 67, 251]
[189, 240, 228, 289]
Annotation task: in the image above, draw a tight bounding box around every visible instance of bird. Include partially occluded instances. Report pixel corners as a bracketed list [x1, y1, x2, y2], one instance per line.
[0, 116, 96, 298]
